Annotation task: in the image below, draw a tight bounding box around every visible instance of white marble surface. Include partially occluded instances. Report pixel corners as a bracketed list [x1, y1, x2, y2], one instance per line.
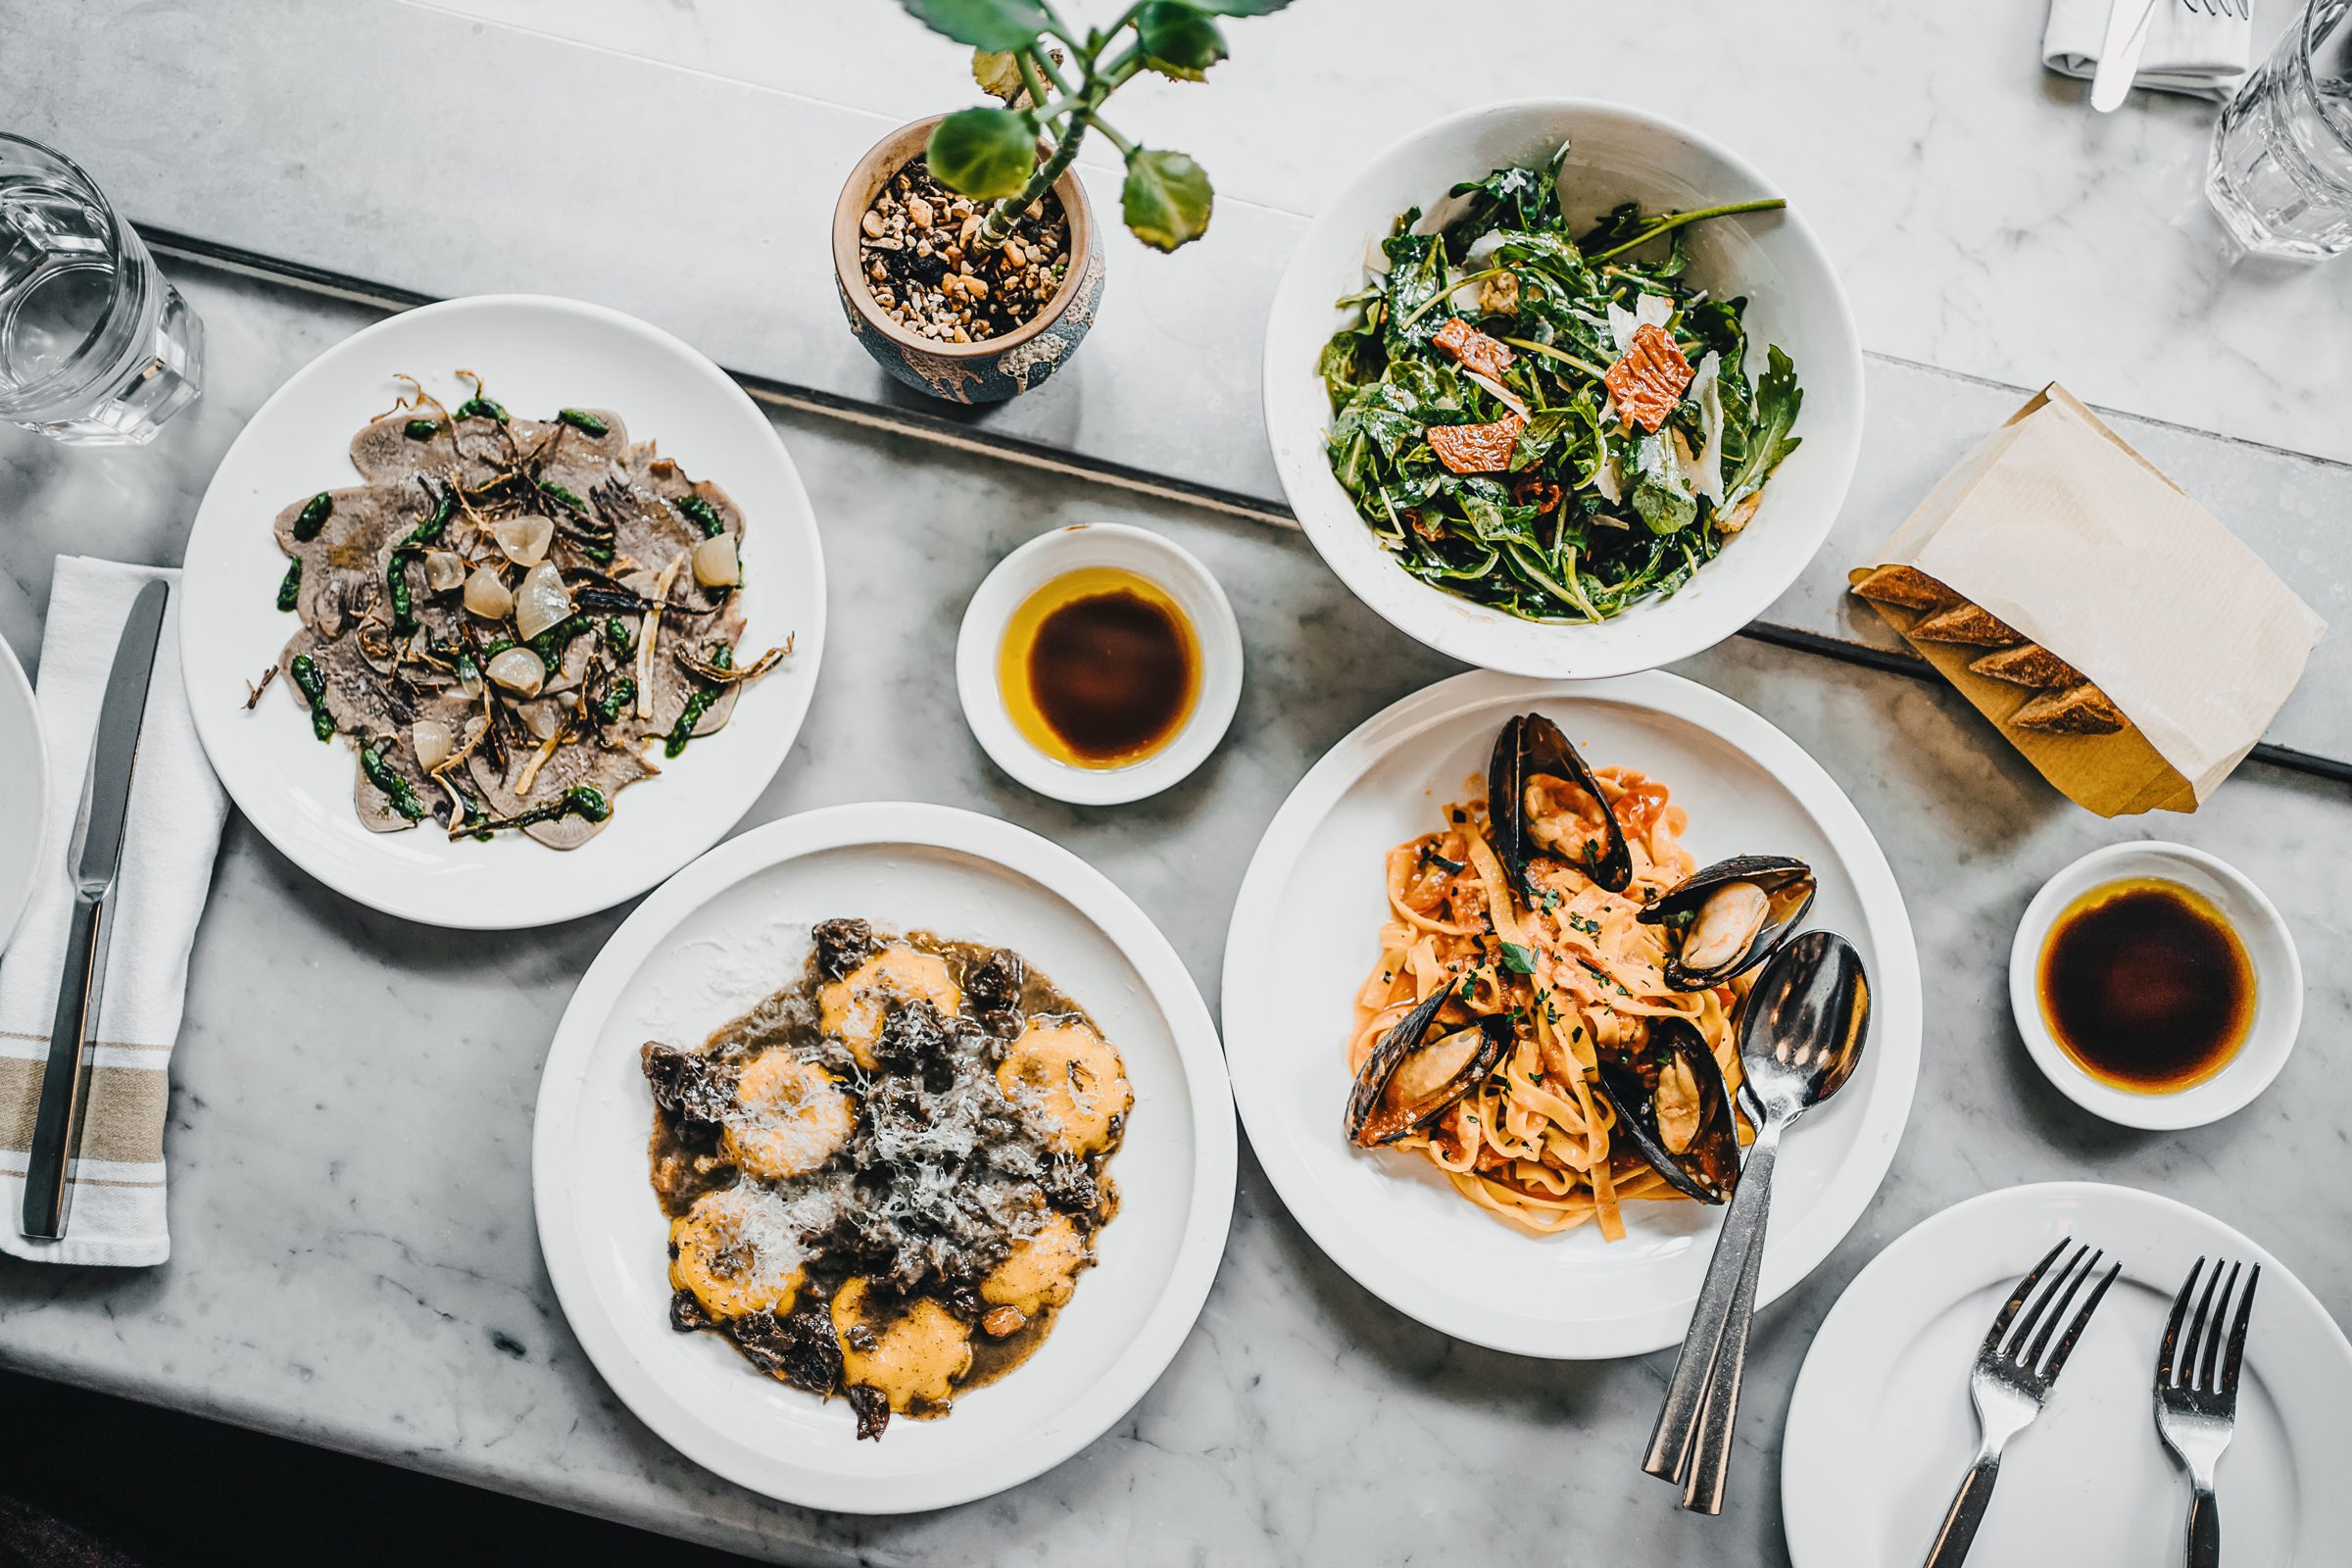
[11, 0, 2349, 770]
[433, 0, 2349, 466]
[3, 262, 2350, 1568]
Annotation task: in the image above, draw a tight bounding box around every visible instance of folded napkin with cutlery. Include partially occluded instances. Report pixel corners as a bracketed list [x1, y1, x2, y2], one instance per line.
[2044, 0, 2252, 101]
[0, 559, 226, 1266]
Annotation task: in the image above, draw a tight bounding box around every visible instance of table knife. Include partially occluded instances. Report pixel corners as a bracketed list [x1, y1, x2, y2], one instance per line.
[2091, 0, 2164, 113]
[20, 577, 169, 1242]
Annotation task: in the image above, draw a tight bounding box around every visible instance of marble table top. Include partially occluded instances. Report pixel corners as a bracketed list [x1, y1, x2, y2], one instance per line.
[10, 0, 2352, 770]
[2, 262, 2348, 1568]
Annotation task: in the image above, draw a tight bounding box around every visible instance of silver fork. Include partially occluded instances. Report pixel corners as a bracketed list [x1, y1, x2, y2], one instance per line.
[2155, 1256, 2262, 1568]
[1921, 1238, 2123, 1568]
[2185, 0, 2252, 19]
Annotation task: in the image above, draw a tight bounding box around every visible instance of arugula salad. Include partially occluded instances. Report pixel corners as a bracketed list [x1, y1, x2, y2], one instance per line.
[1317, 146, 1804, 622]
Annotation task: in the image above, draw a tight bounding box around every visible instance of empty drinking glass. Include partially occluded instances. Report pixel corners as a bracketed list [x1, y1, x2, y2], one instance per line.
[0, 135, 202, 445]
[2206, 0, 2352, 259]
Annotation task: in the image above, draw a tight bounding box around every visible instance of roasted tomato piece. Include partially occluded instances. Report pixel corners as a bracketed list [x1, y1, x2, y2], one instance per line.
[1426, 413, 1526, 475]
[1432, 317, 1516, 382]
[1603, 323, 1694, 433]
[1510, 475, 1563, 514]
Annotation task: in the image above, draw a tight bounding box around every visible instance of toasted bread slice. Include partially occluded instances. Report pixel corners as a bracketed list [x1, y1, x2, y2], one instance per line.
[1910, 603, 2025, 648]
[2011, 683, 2128, 736]
[1849, 564, 1956, 612]
[1969, 643, 2083, 689]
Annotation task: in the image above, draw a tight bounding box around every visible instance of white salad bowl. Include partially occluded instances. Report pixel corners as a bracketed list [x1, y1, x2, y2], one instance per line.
[1262, 99, 1864, 679]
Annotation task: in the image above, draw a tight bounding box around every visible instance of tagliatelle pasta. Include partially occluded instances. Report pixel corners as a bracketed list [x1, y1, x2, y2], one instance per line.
[1348, 764, 1751, 1240]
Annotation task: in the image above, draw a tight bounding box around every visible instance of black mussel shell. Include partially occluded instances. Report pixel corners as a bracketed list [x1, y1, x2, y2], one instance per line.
[1638, 855, 1817, 991]
[1344, 979, 1508, 1148]
[1592, 1014, 1742, 1203]
[1488, 712, 1634, 902]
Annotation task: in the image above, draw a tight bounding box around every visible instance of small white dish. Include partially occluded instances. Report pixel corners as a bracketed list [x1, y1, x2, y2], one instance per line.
[1261, 99, 1864, 680]
[2008, 841, 2300, 1131]
[0, 636, 47, 955]
[531, 802, 1238, 1513]
[1783, 1182, 2352, 1567]
[956, 522, 1241, 806]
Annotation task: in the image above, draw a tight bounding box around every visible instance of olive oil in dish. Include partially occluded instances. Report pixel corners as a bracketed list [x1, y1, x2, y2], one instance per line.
[2036, 876, 2255, 1094]
[999, 566, 1200, 768]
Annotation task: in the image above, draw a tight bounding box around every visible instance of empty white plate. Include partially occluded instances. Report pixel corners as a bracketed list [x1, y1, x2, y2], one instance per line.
[1783, 1182, 2352, 1566]
[0, 636, 45, 954]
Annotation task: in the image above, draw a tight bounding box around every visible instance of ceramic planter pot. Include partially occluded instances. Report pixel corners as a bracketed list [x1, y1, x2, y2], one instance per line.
[833, 115, 1106, 406]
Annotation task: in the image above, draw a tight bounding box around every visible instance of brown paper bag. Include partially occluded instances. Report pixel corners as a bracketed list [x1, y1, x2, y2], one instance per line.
[1852, 385, 2324, 817]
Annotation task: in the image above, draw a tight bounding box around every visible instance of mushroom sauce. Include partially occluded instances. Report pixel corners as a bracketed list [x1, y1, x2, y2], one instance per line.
[642, 918, 1130, 1441]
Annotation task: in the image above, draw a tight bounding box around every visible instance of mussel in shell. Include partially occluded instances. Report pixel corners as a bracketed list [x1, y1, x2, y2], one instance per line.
[1640, 855, 1816, 991]
[1344, 979, 1508, 1148]
[1592, 1014, 1742, 1203]
[1488, 712, 1634, 900]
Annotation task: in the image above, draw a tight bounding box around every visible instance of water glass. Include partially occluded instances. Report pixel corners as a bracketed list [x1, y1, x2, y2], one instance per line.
[2206, 0, 2352, 260]
[0, 135, 202, 445]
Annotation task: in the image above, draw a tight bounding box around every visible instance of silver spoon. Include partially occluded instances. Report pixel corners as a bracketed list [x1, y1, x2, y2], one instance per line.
[1642, 929, 1872, 1513]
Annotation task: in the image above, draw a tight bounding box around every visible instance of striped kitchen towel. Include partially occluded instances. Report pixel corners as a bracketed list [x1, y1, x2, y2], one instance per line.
[0, 559, 226, 1266]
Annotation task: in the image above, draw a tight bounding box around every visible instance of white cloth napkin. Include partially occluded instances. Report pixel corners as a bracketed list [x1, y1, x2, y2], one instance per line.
[0, 559, 226, 1266]
[2044, 0, 2254, 101]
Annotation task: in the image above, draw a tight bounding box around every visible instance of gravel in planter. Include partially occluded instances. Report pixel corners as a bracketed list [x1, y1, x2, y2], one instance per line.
[858, 158, 1071, 345]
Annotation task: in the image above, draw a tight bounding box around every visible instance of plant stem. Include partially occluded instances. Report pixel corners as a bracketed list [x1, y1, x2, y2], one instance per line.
[1082, 111, 1135, 158]
[1585, 197, 1787, 265]
[1500, 336, 1609, 380]
[978, 119, 1088, 250]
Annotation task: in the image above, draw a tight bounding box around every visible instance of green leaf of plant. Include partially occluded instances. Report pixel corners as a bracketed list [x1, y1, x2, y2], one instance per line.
[899, 0, 1051, 51]
[926, 107, 1038, 201]
[1121, 149, 1214, 251]
[1499, 941, 1536, 975]
[1135, 1, 1228, 77]
[1184, 0, 1297, 13]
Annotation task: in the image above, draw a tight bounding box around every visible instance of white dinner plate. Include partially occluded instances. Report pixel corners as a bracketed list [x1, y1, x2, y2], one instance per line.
[0, 636, 45, 954]
[1783, 1182, 2352, 1566]
[1221, 669, 1919, 1358]
[532, 803, 1237, 1513]
[178, 295, 824, 928]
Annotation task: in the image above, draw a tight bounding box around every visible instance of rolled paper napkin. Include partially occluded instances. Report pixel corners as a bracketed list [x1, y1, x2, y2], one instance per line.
[0, 559, 227, 1265]
[2044, 0, 2253, 102]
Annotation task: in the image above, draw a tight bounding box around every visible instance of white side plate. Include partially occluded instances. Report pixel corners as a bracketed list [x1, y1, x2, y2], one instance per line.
[0, 637, 45, 954]
[1784, 1182, 2352, 1566]
[178, 294, 825, 928]
[1221, 669, 1919, 1358]
[531, 803, 1238, 1513]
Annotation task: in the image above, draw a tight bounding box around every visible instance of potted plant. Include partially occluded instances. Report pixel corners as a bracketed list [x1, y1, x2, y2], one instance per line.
[834, 0, 1293, 404]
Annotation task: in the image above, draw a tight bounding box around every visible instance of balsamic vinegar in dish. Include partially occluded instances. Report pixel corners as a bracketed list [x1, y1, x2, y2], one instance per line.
[2036, 877, 2254, 1093]
[642, 918, 1132, 1440]
[267, 372, 791, 847]
[998, 565, 1200, 768]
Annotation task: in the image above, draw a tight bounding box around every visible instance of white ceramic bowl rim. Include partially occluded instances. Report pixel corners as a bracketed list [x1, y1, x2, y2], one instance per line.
[1261, 97, 1865, 680]
[955, 522, 1243, 806]
[0, 637, 46, 955]
[2007, 840, 2302, 1131]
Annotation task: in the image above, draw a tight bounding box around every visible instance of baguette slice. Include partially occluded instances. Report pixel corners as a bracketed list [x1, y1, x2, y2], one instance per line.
[1849, 564, 1956, 612]
[1911, 603, 2025, 648]
[2011, 683, 2128, 736]
[1970, 643, 2083, 690]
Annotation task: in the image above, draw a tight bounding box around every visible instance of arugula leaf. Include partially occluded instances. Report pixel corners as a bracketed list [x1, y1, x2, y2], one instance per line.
[1442, 166, 1555, 260]
[1723, 346, 1803, 504]
[1631, 435, 1697, 534]
[1379, 226, 1450, 355]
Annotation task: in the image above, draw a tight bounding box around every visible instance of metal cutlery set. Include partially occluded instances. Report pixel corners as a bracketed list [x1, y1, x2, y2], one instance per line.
[1925, 1243, 2259, 1566]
